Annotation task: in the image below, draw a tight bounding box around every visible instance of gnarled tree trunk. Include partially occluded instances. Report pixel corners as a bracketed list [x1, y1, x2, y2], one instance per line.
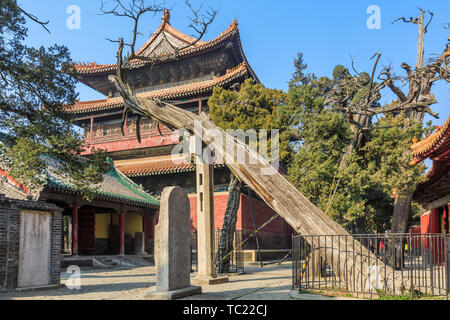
[391, 194, 413, 234]
[388, 193, 413, 268]
[339, 114, 370, 171]
[216, 175, 242, 274]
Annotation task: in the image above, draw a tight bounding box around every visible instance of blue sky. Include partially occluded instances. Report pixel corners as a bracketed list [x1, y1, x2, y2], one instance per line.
[21, 0, 449, 126]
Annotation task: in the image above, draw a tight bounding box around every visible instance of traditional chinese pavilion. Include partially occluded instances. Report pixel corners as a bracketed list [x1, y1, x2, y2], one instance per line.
[0, 154, 159, 258]
[67, 12, 294, 252]
[411, 115, 450, 234]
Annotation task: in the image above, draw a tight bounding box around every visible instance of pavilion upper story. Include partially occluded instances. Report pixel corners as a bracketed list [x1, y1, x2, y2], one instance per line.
[65, 11, 257, 158]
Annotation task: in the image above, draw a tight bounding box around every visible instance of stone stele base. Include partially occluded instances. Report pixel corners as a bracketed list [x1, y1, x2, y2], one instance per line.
[146, 285, 202, 300]
[191, 275, 229, 286]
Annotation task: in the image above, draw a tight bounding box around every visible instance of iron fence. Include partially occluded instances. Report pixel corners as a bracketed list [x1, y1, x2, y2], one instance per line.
[214, 229, 244, 274]
[292, 233, 449, 300]
[190, 229, 244, 274]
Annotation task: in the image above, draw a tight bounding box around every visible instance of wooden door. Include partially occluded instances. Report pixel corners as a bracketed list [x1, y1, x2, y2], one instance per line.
[78, 210, 95, 255]
[18, 210, 51, 288]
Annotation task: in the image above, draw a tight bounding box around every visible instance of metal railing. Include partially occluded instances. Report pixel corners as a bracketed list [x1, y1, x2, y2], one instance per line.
[190, 229, 244, 274]
[214, 229, 244, 274]
[191, 229, 244, 273]
[292, 233, 449, 300]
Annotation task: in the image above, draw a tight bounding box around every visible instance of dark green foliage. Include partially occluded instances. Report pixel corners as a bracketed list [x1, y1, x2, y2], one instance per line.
[332, 65, 350, 81]
[332, 115, 429, 232]
[286, 53, 429, 233]
[209, 78, 295, 164]
[0, 0, 109, 199]
[289, 52, 310, 88]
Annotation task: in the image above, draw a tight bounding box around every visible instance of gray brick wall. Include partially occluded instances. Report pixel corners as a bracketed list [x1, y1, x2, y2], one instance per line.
[0, 197, 61, 289]
[5, 204, 20, 289]
[50, 211, 62, 285]
[0, 204, 7, 288]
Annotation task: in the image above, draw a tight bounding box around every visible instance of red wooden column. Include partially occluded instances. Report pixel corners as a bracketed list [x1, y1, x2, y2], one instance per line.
[72, 204, 79, 256]
[444, 205, 449, 234]
[119, 210, 125, 255]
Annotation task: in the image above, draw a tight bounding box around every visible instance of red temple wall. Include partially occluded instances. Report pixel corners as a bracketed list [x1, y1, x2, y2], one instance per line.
[418, 206, 449, 265]
[81, 133, 179, 155]
[420, 209, 441, 234]
[189, 193, 239, 230]
[143, 192, 294, 249]
[239, 194, 288, 233]
[188, 192, 294, 248]
[420, 211, 432, 234]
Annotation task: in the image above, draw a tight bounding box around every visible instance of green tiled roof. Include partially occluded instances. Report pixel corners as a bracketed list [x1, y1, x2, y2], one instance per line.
[0, 177, 29, 201]
[0, 133, 159, 208]
[46, 161, 160, 209]
[0, 132, 13, 147]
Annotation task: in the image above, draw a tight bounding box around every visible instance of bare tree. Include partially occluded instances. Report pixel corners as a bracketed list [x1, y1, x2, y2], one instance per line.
[326, 8, 449, 247]
[99, 0, 217, 141]
[330, 9, 448, 123]
[325, 53, 383, 171]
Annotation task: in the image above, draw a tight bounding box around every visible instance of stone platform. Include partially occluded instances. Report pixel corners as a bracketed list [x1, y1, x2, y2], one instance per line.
[191, 276, 229, 285]
[146, 285, 202, 300]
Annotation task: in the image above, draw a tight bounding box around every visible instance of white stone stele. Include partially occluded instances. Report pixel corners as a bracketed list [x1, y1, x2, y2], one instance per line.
[146, 186, 201, 300]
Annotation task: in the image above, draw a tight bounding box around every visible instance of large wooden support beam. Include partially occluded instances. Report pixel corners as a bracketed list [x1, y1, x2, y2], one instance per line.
[110, 79, 408, 293]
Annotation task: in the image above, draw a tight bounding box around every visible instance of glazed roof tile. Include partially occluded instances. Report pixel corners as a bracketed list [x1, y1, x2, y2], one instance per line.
[45, 156, 159, 208]
[411, 115, 450, 161]
[0, 176, 29, 200]
[0, 155, 159, 208]
[115, 154, 224, 177]
[73, 19, 240, 74]
[67, 62, 249, 114]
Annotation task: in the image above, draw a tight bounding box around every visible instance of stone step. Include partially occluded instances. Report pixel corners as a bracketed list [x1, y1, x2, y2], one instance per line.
[141, 256, 154, 264]
[61, 258, 93, 269]
[93, 256, 122, 268]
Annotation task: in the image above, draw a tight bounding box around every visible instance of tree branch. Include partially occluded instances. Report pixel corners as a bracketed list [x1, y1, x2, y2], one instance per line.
[100, 0, 217, 69]
[366, 52, 382, 104]
[17, 6, 50, 33]
[424, 10, 434, 33]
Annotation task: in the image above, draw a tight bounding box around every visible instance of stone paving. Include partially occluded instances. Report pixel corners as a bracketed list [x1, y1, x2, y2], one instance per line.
[0, 262, 359, 300]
